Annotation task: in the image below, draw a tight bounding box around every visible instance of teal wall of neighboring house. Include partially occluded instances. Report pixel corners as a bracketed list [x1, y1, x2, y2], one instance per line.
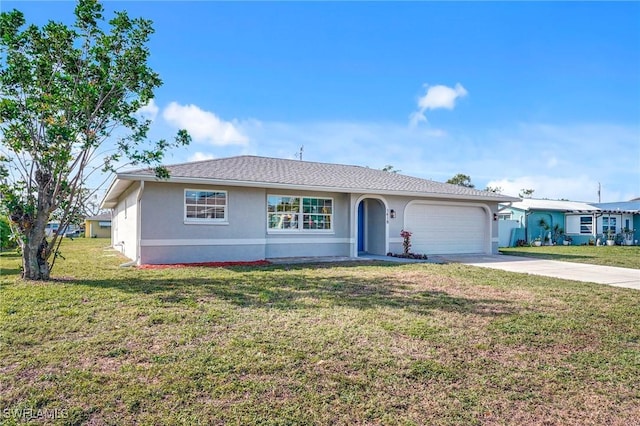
[501, 208, 569, 245]
[526, 211, 567, 244]
[500, 207, 640, 247]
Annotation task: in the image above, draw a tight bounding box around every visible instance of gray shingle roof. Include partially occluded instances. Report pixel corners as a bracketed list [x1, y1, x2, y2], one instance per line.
[104, 156, 518, 206]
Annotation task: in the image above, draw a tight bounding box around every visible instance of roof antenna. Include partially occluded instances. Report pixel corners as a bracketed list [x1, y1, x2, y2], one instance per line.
[298, 145, 304, 161]
[598, 182, 601, 203]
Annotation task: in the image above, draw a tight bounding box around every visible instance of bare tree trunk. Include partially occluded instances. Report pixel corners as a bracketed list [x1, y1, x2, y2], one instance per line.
[22, 216, 51, 280]
[21, 169, 54, 280]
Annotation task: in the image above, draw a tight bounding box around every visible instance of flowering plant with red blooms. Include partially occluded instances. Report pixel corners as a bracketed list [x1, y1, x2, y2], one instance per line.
[400, 229, 412, 254]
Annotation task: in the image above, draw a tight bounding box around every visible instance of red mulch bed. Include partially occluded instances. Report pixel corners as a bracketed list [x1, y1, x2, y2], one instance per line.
[139, 260, 271, 270]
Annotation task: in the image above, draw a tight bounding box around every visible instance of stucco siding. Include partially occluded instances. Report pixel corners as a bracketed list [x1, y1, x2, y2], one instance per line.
[140, 182, 265, 241]
[138, 184, 354, 263]
[384, 195, 408, 255]
[140, 244, 265, 264]
[111, 182, 140, 261]
[265, 241, 351, 258]
[366, 199, 387, 255]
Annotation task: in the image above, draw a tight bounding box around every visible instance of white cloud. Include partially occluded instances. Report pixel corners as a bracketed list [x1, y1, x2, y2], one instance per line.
[163, 102, 248, 146]
[149, 112, 636, 204]
[486, 175, 603, 203]
[410, 83, 468, 126]
[466, 121, 639, 202]
[237, 119, 449, 171]
[137, 99, 159, 121]
[188, 151, 216, 162]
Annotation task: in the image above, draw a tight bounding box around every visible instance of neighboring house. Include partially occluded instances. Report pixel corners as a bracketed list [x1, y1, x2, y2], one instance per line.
[84, 213, 112, 238]
[44, 221, 81, 238]
[101, 155, 519, 265]
[594, 200, 640, 245]
[499, 198, 639, 246]
[44, 221, 61, 237]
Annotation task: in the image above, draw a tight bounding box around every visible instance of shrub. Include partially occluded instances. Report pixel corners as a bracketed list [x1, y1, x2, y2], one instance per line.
[0, 215, 17, 250]
[400, 229, 412, 254]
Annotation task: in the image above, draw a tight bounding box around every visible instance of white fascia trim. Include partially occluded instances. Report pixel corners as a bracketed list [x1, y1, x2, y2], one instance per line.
[116, 174, 520, 203]
[497, 202, 513, 212]
[141, 237, 353, 247]
[101, 178, 135, 209]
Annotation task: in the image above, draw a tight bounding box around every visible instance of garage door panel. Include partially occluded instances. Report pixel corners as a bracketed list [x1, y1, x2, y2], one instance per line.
[406, 204, 487, 254]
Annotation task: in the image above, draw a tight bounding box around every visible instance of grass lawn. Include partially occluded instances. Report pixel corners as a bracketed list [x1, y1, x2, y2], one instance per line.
[1, 239, 639, 425]
[500, 245, 640, 269]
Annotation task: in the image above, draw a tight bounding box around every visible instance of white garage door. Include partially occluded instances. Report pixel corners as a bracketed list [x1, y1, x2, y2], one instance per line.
[405, 203, 488, 254]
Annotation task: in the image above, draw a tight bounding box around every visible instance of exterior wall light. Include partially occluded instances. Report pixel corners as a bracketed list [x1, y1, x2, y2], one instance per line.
[390, 209, 396, 219]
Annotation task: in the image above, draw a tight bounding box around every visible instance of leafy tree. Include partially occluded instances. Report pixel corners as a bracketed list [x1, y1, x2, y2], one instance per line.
[484, 186, 503, 193]
[519, 188, 535, 198]
[446, 173, 475, 188]
[0, 215, 17, 250]
[381, 165, 401, 173]
[0, 0, 190, 279]
[77, 188, 107, 217]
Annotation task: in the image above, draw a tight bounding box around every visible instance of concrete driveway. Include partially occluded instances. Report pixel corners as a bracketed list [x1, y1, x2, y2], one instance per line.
[435, 254, 640, 290]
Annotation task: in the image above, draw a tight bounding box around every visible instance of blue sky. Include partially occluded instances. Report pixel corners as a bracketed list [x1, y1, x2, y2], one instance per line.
[5, 1, 640, 202]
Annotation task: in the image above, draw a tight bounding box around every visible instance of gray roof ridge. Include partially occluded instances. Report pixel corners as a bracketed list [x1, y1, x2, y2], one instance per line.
[125, 154, 416, 176]
[123, 154, 255, 174]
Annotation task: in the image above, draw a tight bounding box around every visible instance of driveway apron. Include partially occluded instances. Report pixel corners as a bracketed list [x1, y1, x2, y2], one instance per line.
[435, 254, 640, 290]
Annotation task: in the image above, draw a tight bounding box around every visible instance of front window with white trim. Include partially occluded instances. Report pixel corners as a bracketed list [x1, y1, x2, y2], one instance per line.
[185, 190, 227, 222]
[602, 217, 617, 234]
[580, 216, 593, 234]
[268, 195, 332, 231]
[566, 214, 596, 235]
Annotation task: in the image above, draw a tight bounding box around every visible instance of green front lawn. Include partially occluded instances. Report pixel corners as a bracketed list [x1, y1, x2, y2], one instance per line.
[1, 239, 639, 425]
[500, 245, 640, 269]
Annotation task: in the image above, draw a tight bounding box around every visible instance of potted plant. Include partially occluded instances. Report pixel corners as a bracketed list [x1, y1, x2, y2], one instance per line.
[563, 235, 572, 246]
[552, 224, 564, 245]
[622, 228, 635, 246]
[537, 218, 551, 245]
[605, 229, 616, 246]
[532, 237, 542, 247]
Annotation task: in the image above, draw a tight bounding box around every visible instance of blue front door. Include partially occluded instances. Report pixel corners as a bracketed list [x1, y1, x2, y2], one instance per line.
[357, 201, 364, 252]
